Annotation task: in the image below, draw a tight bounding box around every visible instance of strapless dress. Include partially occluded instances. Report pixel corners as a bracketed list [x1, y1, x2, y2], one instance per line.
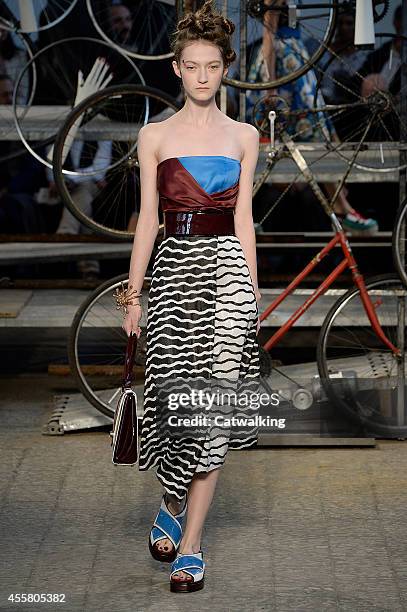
[138, 155, 260, 501]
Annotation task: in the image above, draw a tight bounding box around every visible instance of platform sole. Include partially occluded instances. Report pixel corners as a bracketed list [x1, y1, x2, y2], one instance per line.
[170, 577, 204, 592]
[342, 224, 379, 237]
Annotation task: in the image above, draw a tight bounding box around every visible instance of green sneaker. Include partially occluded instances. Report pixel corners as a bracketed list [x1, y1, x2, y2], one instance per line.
[341, 209, 379, 236]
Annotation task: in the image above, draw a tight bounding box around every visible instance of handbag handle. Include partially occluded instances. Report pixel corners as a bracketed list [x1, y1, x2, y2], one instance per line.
[122, 331, 138, 389]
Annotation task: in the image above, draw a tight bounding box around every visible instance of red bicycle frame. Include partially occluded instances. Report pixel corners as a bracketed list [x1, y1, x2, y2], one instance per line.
[260, 225, 401, 357]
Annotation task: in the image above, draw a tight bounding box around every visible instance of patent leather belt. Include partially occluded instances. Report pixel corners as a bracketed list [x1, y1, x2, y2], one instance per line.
[164, 210, 235, 237]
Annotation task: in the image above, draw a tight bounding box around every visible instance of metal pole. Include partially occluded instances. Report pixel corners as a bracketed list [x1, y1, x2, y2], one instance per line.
[239, 0, 247, 122]
[220, 0, 228, 114]
[396, 2, 407, 427]
[400, 1, 407, 211]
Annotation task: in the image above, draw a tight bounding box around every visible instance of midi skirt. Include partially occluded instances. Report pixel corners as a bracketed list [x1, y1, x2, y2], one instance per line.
[138, 234, 261, 500]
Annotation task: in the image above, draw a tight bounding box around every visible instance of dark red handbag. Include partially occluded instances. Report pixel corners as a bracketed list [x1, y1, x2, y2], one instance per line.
[110, 331, 139, 465]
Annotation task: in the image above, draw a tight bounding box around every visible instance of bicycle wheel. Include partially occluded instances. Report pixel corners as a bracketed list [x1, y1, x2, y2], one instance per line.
[52, 83, 181, 239]
[216, 0, 337, 91]
[86, 0, 184, 61]
[312, 33, 407, 173]
[0, 0, 78, 33]
[317, 274, 407, 437]
[393, 197, 407, 288]
[68, 273, 151, 418]
[12, 36, 142, 169]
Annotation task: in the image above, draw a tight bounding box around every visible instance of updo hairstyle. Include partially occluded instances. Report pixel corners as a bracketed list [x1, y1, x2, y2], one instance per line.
[171, 0, 236, 69]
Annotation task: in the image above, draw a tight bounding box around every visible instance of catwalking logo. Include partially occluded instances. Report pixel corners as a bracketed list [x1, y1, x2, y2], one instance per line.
[166, 413, 286, 429]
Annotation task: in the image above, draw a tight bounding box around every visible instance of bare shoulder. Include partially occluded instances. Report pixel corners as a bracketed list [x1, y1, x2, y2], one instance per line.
[138, 121, 163, 143]
[221, 116, 259, 159]
[137, 122, 164, 165]
[238, 121, 259, 144]
[235, 121, 259, 162]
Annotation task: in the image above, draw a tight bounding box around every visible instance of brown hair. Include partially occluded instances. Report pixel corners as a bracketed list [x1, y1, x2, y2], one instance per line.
[171, 0, 236, 68]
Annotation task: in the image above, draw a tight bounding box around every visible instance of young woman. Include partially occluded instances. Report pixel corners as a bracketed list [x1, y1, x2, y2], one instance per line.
[245, 0, 378, 235]
[121, 0, 261, 593]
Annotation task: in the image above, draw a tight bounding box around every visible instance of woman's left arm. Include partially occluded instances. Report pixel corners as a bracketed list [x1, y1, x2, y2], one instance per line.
[234, 123, 261, 303]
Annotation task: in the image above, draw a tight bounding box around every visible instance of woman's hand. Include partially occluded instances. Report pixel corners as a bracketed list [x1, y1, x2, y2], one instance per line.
[361, 73, 387, 98]
[122, 304, 142, 338]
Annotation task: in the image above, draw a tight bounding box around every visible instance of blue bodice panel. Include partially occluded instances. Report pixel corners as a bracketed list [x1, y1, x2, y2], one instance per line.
[177, 155, 241, 195]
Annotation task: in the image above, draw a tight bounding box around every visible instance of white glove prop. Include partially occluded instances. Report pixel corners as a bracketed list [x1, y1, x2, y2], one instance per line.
[73, 57, 114, 107]
[48, 57, 113, 166]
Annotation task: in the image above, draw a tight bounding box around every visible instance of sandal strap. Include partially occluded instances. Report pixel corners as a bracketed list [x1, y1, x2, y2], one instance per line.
[151, 509, 181, 547]
[170, 553, 204, 576]
[150, 495, 187, 548]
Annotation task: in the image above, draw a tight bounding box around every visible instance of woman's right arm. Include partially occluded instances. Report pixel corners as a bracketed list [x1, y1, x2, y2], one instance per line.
[122, 123, 161, 337]
[262, 0, 281, 87]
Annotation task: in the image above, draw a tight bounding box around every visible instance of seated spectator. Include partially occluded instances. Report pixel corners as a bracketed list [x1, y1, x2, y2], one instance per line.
[320, 4, 402, 143]
[0, 23, 29, 104]
[0, 74, 46, 235]
[320, 10, 369, 107]
[108, 3, 134, 47]
[230, 0, 378, 235]
[45, 139, 113, 281]
[357, 4, 402, 141]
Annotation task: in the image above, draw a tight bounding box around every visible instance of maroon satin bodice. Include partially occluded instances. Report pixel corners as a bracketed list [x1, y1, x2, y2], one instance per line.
[157, 158, 240, 214]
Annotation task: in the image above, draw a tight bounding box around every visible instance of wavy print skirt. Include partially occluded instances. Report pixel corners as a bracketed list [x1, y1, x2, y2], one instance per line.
[138, 235, 260, 500]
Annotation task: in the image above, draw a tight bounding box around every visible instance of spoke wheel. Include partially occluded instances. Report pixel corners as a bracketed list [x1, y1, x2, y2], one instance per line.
[68, 273, 151, 418]
[86, 0, 184, 60]
[0, 0, 78, 33]
[12, 36, 142, 168]
[312, 33, 407, 173]
[52, 83, 181, 239]
[216, 0, 337, 91]
[317, 274, 407, 437]
[393, 198, 407, 288]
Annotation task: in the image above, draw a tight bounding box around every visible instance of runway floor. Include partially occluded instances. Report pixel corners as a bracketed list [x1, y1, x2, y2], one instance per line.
[1, 373, 407, 612]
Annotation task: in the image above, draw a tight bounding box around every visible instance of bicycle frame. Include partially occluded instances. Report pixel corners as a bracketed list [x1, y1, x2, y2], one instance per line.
[261, 215, 400, 358]
[259, 120, 401, 359]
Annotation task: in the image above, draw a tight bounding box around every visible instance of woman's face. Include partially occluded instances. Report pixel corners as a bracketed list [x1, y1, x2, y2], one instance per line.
[172, 40, 228, 100]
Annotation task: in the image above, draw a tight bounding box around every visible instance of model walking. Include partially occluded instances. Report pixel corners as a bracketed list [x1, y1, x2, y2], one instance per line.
[122, 0, 261, 593]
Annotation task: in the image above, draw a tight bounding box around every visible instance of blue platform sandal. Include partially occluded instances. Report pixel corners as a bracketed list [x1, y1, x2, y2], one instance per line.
[170, 550, 205, 592]
[148, 493, 187, 563]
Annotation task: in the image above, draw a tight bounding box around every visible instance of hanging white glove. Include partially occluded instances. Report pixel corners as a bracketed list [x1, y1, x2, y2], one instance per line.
[73, 56, 114, 107]
[48, 57, 113, 166]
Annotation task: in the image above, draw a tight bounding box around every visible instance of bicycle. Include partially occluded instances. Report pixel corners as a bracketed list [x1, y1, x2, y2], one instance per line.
[252, 108, 406, 437]
[214, 0, 389, 92]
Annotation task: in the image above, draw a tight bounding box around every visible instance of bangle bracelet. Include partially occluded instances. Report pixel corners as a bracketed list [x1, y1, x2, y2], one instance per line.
[113, 282, 142, 316]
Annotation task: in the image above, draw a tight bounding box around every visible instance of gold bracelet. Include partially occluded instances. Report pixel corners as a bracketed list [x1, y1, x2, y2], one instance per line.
[113, 282, 142, 316]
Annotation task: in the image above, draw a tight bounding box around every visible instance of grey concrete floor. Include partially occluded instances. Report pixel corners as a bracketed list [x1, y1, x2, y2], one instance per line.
[1, 373, 407, 612]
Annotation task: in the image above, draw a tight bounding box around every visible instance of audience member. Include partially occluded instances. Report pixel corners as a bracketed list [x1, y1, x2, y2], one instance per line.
[0, 28, 29, 104]
[108, 3, 133, 46]
[45, 139, 113, 281]
[231, 0, 378, 235]
[320, 10, 369, 106]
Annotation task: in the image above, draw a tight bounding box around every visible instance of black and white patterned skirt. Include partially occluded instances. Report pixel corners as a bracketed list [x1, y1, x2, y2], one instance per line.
[138, 235, 260, 500]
